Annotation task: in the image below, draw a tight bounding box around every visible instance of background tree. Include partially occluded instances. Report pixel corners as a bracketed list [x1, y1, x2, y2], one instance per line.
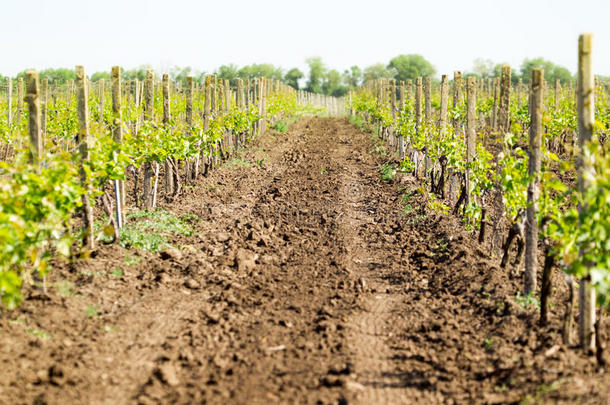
[122, 65, 152, 81]
[472, 58, 494, 79]
[387, 54, 435, 82]
[91, 71, 110, 81]
[171, 66, 193, 85]
[238, 63, 283, 81]
[343, 65, 362, 88]
[284, 68, 304, 90]
[520, 58, 573, 84]
[215, 64, 239, 85]
[305, 57, 326, 94]
[363, 63, 392, 82]
[323, 69, 348, 97]
[17, 68, 76, 84]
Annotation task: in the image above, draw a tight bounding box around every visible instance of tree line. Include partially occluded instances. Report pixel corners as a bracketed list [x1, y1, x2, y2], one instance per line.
[3, 56, 607, 97]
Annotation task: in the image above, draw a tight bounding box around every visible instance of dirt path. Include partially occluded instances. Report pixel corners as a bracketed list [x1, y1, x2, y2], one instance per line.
[1, 117, 609, 404]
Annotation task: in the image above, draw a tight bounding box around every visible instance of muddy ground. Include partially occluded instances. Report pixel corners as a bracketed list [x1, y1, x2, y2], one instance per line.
[0, 117, 609, 404]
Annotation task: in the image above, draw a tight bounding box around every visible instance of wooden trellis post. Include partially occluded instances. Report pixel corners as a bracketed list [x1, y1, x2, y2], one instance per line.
[576, 33, 596, 352]
[75, 66, 94, 249]
[465, 77, 476, 206]
[111, 66, 125, 226]
[524, 68, 543, 296]
[25, 71, 42, 165]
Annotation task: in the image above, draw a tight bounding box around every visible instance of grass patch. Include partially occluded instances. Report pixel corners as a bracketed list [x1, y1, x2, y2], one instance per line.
[272, 120, 288, 133]
[110, 268, 124, 277]
[123, 254, 141, 266]
[55, 279, 75, 297]
[379, 163, 396, 183]
[104, 209, 195, 252]
[85, 305, 99, 318]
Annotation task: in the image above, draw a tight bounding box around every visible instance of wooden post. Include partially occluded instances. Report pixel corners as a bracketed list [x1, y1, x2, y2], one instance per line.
[517, 78, 523, 109]
[524, 68, 543, 296]
[162, 73, 173, 195]
[25, 71, 42, 165]
[142, 69, 155, 208]
[498, 65, 511, 134]
[439, 74, 449, 132]
[577, 33, 596, 352]
[17, 77, 24, 125]
[398, 80, 405, 113]
[492, 77, 500, 131]
[144, 69, 154, 120]
[261, 77, 267, 133]
[452, 71, 462, 133]
[224, 79, 231, 113]
[390, 79, 397, 120]
[555, 79, 561, 110]
[211, 74, 217, 113]
[75, 66, 94, 249]
[185, 76, 195, 179]
[415, 77, 422, 133]
[186, 76, 194, 126]
[98, 79, 105, 124]
[111, 66, 125, 224]
[424, 77, 432, 122]
[6, 78, 11, 128]
[41, 78, 48, 135]
[452, 71, 462, 110]
[406, 79, 413, 105]
[465, 77, 476, 205]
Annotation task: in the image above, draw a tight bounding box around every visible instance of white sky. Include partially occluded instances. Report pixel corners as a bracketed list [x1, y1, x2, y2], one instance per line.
[2, 0, 609, 78]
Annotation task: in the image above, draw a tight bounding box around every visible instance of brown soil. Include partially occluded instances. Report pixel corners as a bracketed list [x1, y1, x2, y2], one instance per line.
[0, 117, 608, 404]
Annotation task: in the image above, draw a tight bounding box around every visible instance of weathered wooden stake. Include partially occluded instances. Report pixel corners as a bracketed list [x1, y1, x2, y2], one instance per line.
[577, 33, 596, 352]
[439, 75, 449, 132]
[6, 78, 12, 128]
[524, 68, 543, 296]
[17, 77, 24, 125]
[465, 77, 476, 205]
[98, 79, 105, 124]
[111, 66, 125, 225]
[25, 72, 42, 165]
[498, 65, 511, 134]
[41, 78, 48, 135]
[75, 66, 94, 250]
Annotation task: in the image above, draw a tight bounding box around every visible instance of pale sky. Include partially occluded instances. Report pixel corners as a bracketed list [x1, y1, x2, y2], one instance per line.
[2, 0, 609, 78]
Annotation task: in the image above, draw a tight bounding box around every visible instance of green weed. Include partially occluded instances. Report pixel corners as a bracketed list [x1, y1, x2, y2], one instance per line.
[85, 305, 99, 318]
[111, 209, 194, 252]
[272, 120, 288, 133]
[515, 291, 540, 311]
[110, 268, 124, 277]
[55, 280, 75, 297]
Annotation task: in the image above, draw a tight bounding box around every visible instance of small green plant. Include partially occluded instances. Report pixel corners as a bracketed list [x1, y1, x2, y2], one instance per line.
[320, 167, 327, 174]
[379, 163, 395, 183]
[27, 328, 51, 339]
[227, 157, 252, 168]
[123, 254, 141, 266]
[111, 209, 194, 252]
[402, 203, 414, 216]
[85, 305, 99, 318]
[496, 301, 506, 315]
[272, 120, 288, 133]
[255, 158, 266, 167]
[55, 280, 75, 297]
[110, 268, 124, 277]
[484, 337, 494, 352]
[514, 291, 540, 310]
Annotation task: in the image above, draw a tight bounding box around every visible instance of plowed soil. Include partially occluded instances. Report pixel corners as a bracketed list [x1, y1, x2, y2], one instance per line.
[1, 117, 609, 404]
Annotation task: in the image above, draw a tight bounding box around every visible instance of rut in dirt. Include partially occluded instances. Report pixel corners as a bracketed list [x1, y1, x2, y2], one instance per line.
[2, 117, 609, 405]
